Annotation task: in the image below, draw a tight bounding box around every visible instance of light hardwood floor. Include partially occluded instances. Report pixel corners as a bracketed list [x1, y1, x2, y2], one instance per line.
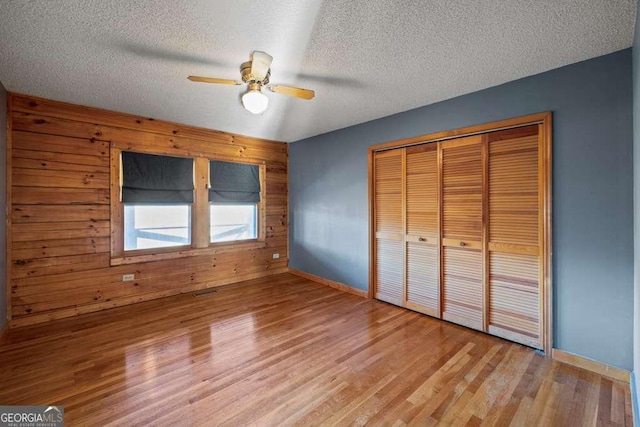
[0, 273, 632, 426]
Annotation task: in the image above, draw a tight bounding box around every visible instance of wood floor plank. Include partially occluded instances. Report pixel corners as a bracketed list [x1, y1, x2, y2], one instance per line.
[428, 344, 503, 424]
[549, 363, 581, 426]
[0, 272, 632, 426]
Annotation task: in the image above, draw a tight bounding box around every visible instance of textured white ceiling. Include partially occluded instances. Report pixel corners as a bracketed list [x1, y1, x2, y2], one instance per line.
[0, 0, 636, 142]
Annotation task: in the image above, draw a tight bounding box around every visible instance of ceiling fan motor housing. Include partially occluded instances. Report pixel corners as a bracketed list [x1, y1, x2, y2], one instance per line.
[240, 61, 270, 85]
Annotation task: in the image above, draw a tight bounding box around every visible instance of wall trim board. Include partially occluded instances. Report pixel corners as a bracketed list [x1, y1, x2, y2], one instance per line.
[5, 93, 12, 326]
[552, 348, 630, 383]
[368, 111, 551, 152]
[10, 267, 289, 328]
[631, 372, 639, 425]
[110, 241, 267, 266]
[289, 268, 368, 298]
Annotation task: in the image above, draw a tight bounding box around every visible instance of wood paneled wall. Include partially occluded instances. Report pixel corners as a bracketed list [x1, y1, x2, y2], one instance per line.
[6, 94, 289, 327]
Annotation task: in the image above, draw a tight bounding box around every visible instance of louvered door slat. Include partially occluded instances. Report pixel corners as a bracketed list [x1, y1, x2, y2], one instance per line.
[441, 136, 483, 330]
[442, 247, 483, 330]
[489, 132, 539, 246]
[376, 239, 404, 305]
[488, 125, 542, 348]
[442, 139, 483, 243]
[405, 145, 439, 316]
[488, 252, 540, 348]
[406, 145, 438, 237]
[375, 151, 403, 235]
[406, 243, 438, 313]
[374, 150, 404, 306]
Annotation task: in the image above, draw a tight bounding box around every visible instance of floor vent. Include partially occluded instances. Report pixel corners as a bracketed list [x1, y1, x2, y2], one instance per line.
[193, 289, 218, 297]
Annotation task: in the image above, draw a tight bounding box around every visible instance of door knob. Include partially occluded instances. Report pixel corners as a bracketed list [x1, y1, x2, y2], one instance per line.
[418, 237, 426, 242]
[459, 242, 466, 247]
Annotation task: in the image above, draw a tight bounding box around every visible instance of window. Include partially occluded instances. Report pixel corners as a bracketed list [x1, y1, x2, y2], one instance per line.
[210, 204, 257, 243]
[112, 150, 265, 263]
[209, 160, 261, 244]
[121, 151, 194, 252]
[125, 205, 191, 250]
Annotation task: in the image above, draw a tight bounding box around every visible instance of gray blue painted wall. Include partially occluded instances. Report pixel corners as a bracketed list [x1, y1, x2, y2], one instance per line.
[0, 81, 6, 333]
[290, 49, 634, 370]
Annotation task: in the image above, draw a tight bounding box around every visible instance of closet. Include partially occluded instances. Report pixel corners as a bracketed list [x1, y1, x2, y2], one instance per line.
[370, 114, 551, 352]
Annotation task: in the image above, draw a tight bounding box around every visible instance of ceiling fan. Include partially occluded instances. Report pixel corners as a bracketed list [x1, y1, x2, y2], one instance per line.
[188, 51, 315, 115]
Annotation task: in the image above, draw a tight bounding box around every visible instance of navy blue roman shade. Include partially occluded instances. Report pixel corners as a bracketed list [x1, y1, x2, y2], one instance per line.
[209, 161, 260, 203]
[122, 151, 194, 203]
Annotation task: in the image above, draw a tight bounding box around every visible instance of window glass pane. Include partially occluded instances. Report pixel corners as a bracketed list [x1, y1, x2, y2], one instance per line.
[210, 204, 257, 243]
[124, 205, 191, 251]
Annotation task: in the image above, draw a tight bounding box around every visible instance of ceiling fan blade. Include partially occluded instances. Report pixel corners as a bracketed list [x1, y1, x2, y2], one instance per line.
[250, 51, 273, 81]
[268, 85, 315, 100]
[188, 76, 242, 85]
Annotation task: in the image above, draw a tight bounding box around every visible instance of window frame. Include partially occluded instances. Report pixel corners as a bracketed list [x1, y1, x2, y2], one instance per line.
[208, 159, 266, 247]
[110, 146, 266, 266]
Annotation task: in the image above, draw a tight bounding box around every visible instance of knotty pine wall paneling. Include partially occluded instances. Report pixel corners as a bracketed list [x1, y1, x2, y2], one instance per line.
[7, 94, 289, 327]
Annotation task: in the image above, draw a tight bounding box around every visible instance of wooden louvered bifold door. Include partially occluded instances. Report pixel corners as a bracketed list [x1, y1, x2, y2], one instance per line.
[405, 144, 439, 317]
[374, 149, 404, 306]
[487, 125, 542, 349]
[371, 115, 549, 351]
[441, 136, 484, 331]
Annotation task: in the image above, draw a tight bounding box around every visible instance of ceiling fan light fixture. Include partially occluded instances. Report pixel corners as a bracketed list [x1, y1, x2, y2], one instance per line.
[242, 85, 269, 114]
[188, 51, 315, 112]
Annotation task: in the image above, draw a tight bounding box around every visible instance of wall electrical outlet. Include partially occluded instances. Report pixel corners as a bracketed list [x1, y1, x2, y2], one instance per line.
[272, 253, 280, 259]
[122, 274, 135, 282]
